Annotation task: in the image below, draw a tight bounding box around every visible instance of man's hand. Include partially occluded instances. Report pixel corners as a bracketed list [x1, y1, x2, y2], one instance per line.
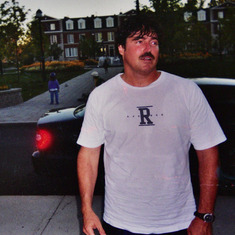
[188, 217, 212, 235]
[83, 209, 106, 235]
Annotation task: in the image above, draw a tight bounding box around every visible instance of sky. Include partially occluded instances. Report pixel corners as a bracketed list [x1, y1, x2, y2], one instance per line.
[19, 0, 152, 21]
[18, 0, 210, 22]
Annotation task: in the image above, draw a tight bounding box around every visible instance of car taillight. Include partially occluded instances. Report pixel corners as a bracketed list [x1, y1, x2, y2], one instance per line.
[36, 129, 52, 150]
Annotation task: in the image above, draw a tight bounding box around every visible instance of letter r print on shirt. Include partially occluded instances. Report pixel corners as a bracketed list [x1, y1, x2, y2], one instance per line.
[137, 106, 155, 126]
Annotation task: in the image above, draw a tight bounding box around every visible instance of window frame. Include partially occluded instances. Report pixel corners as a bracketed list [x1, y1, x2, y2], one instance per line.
[66, 19, 74, 30]
[106, 17, 114, 27]
[95, 32, 103, 42]
[50, 23, 56, 30]
[78, 19, 86, 29]
[107, 32, 114, 41]
[50, 35, 57, 44]
[65, 47, 78, 57]
[94, 18, 102, 28]
[67, 34, 74, 44]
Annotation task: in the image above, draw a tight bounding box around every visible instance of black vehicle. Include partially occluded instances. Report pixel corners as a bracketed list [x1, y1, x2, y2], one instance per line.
[190, 78, 235, 194]
[32, 78, 235, 194]
[32, 104, 85, 176]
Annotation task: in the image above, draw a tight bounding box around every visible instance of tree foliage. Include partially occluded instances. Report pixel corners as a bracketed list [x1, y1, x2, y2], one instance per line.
[79, 37, 100, 59]
[148, 0, 183, 54]
[24, 19, 50, 63]
[0, 0, 29, 76]
[218, 7, 235, 54]
[144, 0, 235, 55]
[48, 43, 63, 60]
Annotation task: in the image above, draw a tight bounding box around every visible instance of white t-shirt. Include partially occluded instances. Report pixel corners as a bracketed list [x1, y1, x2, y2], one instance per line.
[77, 71, 226, 234]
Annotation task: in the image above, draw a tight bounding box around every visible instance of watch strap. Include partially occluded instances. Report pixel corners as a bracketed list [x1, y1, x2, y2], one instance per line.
[194, 211, 215, 222]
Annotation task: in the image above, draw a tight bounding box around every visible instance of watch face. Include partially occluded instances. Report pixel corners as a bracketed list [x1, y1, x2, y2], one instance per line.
[204, 214, 214, 223]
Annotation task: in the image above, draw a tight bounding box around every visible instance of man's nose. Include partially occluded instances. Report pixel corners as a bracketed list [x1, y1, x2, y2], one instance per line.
[143, 42, 151, 51]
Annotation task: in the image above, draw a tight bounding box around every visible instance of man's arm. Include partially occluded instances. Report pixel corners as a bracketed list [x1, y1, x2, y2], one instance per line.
[77, 146, 106, 235]
[188, 146, 219, 235]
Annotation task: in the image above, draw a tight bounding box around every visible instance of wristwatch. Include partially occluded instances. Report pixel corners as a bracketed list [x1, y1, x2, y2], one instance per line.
[194, 211, 215, 223]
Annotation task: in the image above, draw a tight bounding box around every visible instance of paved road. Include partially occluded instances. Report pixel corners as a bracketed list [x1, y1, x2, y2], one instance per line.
[0, 67, 123, 124]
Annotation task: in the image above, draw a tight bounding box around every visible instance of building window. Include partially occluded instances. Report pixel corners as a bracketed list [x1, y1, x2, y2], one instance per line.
[218, 11, 224, 19]
[65, 48, 78, 57]
[66, 19, 74, 30]
[107, 32, 114, 41]
[94, 18, 102, 28]
[95, 33, 102, 42]
[50, 35, 57, 44]
[109, 45, 115, 56]
[106, 17, 114, 27]
[79, 34, 85, 40]
[197, 10, 206, 21]
[50, 23, 56, 30]
[78, 19, 86, 29]
[67, 34, 74, 43]
[184, 12, 192, 22]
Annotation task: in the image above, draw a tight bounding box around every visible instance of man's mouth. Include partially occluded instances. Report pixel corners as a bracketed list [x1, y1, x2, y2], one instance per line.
[139, 52, 155, 61]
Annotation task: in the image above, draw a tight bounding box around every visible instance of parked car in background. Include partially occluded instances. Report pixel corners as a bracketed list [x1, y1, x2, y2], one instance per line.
[32, 78, 235, 194]
[190, 78, 235, 194]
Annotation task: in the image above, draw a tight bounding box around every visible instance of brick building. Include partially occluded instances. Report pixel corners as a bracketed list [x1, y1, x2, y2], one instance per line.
[40, 11, 130, 61]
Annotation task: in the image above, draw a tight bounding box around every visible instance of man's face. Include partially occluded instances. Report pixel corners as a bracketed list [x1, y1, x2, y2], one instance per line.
[118, 31, 159, 75]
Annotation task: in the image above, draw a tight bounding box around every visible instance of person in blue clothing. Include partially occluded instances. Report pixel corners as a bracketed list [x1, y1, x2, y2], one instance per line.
[48, 72, 60, 104]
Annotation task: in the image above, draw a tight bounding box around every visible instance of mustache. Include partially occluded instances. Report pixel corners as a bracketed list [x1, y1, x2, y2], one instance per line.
[139, 52, 155, 60]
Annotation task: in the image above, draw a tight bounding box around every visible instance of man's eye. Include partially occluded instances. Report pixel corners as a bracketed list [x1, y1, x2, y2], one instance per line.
[151, 41, 159, 46]
[136, 40, 143, 44]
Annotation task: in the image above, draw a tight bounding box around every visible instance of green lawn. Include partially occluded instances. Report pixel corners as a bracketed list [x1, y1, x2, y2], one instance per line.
[1, 56, 234, 102]
[0, 69, 87, 102]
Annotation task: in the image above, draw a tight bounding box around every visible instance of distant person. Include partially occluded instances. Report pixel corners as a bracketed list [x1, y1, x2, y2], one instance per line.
[78, 71, 104, 104]
[103, 59, 109, 74]
[91, 71, 104, 87]
[48, 72, 59, 104]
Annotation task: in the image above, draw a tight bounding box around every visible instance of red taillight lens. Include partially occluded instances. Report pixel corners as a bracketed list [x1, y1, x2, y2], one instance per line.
[36, 129, 52, 150]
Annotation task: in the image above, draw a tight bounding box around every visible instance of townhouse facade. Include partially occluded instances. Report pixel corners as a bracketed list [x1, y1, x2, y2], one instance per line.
[39, 2, 234, 61]
[40, 12, 126, 61]
[183, 1, 235, 52]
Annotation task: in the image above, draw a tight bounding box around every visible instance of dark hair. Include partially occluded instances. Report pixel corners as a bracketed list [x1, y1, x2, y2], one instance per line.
[116, 15, 159, 47]
[50, 72, 56, 81]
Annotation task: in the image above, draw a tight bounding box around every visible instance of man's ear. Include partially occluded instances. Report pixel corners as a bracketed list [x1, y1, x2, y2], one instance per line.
[118, 45, 125, 56]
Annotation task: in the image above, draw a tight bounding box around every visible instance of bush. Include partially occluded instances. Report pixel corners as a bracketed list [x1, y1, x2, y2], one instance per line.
[84, 59, 98, 66]
[158, 55, 235, 78]
[21, 60, 85, 72]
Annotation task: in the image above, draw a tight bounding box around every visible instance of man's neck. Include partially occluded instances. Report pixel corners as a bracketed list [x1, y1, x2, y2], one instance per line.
[121, 70, 161, 87]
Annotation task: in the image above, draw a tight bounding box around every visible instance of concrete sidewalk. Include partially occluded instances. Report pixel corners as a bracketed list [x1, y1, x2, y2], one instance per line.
[0, 67, 123, 124]
[0, 195, 104, 235]
[1, 195, 235, 235]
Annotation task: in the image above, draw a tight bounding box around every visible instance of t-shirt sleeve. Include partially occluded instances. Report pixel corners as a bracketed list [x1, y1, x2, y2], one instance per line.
[188, 82, 226, 150]
[77, 90, 105, 148]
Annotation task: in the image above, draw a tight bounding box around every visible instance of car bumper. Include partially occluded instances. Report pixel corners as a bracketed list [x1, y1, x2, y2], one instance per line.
[32, 150, 77, 176]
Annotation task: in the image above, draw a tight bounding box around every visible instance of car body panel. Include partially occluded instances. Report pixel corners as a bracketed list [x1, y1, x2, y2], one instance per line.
[32, 78, 235, 193]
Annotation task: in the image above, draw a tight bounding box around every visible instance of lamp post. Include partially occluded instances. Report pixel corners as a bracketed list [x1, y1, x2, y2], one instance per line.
[36, 9, 46, 82]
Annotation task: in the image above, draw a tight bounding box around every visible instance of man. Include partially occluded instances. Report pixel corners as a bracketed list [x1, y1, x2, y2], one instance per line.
[77, 16, 226, 235]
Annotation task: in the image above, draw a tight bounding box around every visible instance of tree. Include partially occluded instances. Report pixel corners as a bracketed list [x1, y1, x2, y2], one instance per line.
[218, 7, 235, 54]
[149, 0, 185, 54]
[79, 37, 99, 59]
[25, 18, 50, 63]
[0, 0, 29, 79]
[48, 43, 63, 60]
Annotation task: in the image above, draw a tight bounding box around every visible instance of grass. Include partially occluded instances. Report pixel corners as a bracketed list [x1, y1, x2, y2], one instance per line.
[0, 69, 87, 102]
[1, 55, 234, 102]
